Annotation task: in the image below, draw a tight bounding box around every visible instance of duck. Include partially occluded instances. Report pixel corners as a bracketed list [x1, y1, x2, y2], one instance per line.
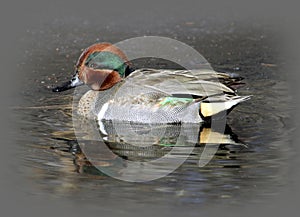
[53, 43, 250, 123]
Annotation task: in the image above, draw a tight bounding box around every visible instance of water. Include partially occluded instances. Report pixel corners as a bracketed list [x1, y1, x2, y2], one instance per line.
[13, 19, 293, 214]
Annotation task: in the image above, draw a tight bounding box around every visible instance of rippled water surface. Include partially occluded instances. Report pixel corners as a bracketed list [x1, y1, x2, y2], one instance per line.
[14, 20, 293, 213]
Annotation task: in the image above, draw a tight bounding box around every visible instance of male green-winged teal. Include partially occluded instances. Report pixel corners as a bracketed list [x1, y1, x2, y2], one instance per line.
[53, 43, 250, 123]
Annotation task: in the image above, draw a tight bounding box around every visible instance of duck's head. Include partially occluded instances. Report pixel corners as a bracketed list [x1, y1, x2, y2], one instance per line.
[53, 43, 132, 92]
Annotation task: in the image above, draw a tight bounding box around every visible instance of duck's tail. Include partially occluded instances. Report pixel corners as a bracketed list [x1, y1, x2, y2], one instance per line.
[199, 95, 251, 118]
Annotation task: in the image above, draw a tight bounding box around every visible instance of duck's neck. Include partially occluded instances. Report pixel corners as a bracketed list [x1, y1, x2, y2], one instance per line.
[98, 70, 122, 90]
[99, 65, 134, 89]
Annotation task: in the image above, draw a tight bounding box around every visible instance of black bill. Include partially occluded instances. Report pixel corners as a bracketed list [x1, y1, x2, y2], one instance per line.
[52, 74, 84, 92]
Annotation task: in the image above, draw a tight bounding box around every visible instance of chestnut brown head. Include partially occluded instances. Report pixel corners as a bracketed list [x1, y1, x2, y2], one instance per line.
[53, 43, 131, 92]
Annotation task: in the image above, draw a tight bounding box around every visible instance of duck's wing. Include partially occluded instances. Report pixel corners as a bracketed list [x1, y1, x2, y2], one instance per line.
[125, 68, 239, 97]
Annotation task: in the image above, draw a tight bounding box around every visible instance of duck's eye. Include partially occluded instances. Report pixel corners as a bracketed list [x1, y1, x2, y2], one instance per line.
[89, 63, 98, 68]
[85, 58, 99, 68]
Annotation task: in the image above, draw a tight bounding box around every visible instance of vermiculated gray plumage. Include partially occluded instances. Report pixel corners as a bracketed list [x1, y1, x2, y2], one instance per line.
[76, 68, 250, 123]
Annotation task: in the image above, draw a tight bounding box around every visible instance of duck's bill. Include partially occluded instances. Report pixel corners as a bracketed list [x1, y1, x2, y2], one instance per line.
[52, 75, 84, 92]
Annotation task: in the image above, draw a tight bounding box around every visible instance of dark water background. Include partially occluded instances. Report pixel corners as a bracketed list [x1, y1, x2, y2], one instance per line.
[13, 18, 294, 214]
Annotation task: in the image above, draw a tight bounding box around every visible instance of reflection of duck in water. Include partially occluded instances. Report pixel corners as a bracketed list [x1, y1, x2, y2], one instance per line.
[61, 118, 246, 176]
[53, 43, 250, 123]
